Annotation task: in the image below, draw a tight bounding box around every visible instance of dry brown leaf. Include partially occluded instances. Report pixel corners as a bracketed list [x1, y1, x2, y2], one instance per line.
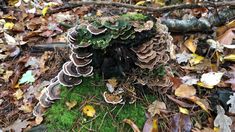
[1, 70, 13, 82]
[175, 84, 196, 98]
[217, 28, 235, 45]
[3, 119, 30, 132]
[18, 103, 33, 113]
[123, 119, 141, 132]
[216, 20, 235, 37]
[188, 96, 210, 113]
[35, 116, 43, 125]
[148, 100, 166, 117]
[13, 89, 24, 100]
[66, 100, 77, 110]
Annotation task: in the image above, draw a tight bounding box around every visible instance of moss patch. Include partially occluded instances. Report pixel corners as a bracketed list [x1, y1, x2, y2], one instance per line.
[45, 75, 150, 131]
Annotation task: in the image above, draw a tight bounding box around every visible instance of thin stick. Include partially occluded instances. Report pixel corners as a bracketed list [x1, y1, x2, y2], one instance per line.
[44, 1, 235, 15]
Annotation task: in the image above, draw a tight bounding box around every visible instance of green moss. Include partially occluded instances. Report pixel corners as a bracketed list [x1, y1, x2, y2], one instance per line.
[121, 13, 148, 21]
[45, 75, 148, 131]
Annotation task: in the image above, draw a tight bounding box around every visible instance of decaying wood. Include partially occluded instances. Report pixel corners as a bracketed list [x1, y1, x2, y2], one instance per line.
[161, 9, 235, 32]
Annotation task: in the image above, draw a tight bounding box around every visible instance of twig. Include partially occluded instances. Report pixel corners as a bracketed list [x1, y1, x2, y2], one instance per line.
[44, 1, 235, 15]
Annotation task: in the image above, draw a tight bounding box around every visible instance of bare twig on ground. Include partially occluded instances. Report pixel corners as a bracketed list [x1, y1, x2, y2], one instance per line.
[44, 1, 235, 15]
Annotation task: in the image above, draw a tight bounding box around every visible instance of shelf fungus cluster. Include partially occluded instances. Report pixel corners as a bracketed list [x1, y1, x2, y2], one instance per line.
[33, 13, 174, 115]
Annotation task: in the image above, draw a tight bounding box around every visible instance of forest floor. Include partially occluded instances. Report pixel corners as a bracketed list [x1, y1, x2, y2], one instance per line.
[1, 0, 235, 132]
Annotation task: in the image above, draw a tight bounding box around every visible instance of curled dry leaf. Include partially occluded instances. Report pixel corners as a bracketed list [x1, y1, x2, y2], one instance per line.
[148, 100, 166, 117]
[175, 84, 196, 98]
[123, 119, 141, 132]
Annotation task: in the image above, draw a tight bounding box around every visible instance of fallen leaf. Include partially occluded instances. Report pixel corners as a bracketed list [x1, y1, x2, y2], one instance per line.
[35, 116, 43, 125]
[216, 20, 235, 37]
[148, 100, 166, 117]
[82, 105, 96, 117]
[188, 96, 210, 113]
[224, 54, 235, 62]
[3, 119, 30, 132]
[171, 113, 192, 132]
[19, 70, 36, 84]
[1, 70, 13, 82]
[200, 72, 223, 86]
[18, 103, 33, 113]
[184, 36, 197, 53]
[227, 93, 235, 114]
[214, 105, 232, 132]
[180, 76, 199, 85]
[13, 89, 24, 100]
[217, 28, 235, 45]
[66, 100, 77, 110]
[179, 107, 189, 115]
[189, 54, 204, 65]
[176, 51, 192, 64]
[4, 22, 14, 30]
[175, 84, 196, 98]
[42, 6, 49, 16]
[143, 117, 158, 132]
[123, 119, 141, 132]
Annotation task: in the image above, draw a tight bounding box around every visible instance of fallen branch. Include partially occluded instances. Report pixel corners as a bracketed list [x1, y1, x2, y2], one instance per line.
[161, 8, 235, 32]
[46, 1, 235, 15]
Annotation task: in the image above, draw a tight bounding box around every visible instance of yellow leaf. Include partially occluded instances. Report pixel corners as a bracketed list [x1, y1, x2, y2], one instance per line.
[197, 82, 214, 89]
[188, 96, 210, 113]
[35, 116, 43, 125]
[65, 100, 77, 110]
[184, 36, 197, 53]
[8, 0, 19, 6]
[14, 83, 20, 88]
[13, 89, 23, 100]
[224, 54, 235, 61]
[135, 1, 146, 6]
[154, 0, 165, 6]
[152, 118, 158, 132]
[179, 107, 189, 115]
[175, 84, 196, 98]
[4, 22, 14, 30]
[213, 127, 220, 132]
[189, 54, 204, 65]
[42, 6, 49, 16]
[82, 105, 96, 117]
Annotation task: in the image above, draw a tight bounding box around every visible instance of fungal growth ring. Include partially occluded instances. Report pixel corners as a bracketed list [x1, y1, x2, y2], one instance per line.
[33, 13, 173, 116]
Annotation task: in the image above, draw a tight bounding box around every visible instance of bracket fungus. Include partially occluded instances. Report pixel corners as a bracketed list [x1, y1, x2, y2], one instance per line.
[33, 13, 173, 116]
